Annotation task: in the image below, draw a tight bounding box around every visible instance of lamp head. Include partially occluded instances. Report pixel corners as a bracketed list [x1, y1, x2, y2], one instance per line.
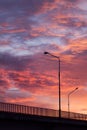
[44, 52, 49, 54]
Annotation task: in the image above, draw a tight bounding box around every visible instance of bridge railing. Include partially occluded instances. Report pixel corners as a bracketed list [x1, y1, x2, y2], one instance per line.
[0, 102, 58, 117]
[0, 102, 87, 121]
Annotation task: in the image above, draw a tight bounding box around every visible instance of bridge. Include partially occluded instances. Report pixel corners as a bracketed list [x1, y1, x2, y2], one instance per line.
[0, 102, 87, 130]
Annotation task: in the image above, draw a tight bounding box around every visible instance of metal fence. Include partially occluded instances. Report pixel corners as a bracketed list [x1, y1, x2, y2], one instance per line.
[0, 102, 87, 120]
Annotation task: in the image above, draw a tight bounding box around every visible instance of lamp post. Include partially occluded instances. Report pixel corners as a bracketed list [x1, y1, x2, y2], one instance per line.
[68, 87, 78, 118]
[44, 52, 61, 118]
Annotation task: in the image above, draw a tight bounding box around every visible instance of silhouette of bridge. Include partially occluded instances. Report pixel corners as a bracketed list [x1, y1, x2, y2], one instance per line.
[0, 102, 87, 130]
[0, 102, 87, 120]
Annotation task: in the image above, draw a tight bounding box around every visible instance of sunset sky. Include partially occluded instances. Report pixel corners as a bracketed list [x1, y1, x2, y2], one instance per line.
[0, 0, 87, 114]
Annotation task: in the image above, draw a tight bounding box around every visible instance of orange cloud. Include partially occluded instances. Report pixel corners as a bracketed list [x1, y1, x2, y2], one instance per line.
[67, 37, 87, 54]
[1, 29, 26, 34]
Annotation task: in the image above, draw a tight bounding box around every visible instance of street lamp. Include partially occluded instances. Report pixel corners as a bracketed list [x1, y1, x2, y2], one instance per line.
[68, 87, 78, 118]
[44, 52, 61, 118]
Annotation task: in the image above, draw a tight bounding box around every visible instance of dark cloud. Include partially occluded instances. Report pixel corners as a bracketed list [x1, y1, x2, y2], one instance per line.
[0, 52, 32, 71]
[0, 0, 58, 43]
[0, 79, 7, 86]
[65, 0, 78, 2]
[0, 0, 54, 13]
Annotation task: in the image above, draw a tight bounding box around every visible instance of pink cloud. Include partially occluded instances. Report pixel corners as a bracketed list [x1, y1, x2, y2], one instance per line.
[1, 29, 26, 34]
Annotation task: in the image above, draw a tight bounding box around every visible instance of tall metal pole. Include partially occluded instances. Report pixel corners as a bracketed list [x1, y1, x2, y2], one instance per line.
[68, 87, 78, 118]
[44, 52, 61, 118]
[58, 57, 61, 118]
[68, 94, 70, 118]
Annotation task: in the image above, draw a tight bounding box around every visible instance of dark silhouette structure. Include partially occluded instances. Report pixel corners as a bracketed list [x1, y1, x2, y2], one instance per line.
[0, 102, 87, 130]
[44, 51, 61, 118]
